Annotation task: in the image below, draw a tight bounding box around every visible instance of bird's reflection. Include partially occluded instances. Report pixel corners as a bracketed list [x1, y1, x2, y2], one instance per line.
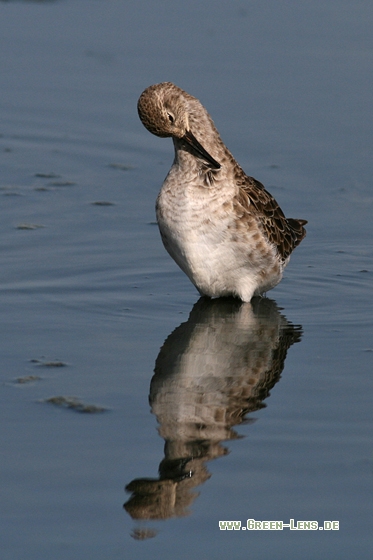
[124, 297, 303, 531]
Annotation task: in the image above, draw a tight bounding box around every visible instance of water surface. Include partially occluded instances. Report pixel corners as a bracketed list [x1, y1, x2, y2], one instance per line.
[1, 1, 372, 559]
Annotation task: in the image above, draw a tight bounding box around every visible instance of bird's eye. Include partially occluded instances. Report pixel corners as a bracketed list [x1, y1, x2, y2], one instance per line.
[167, 113, 174, 123]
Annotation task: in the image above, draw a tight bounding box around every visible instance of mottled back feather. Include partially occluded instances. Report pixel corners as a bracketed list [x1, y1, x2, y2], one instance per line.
[235, 170, 307, 260]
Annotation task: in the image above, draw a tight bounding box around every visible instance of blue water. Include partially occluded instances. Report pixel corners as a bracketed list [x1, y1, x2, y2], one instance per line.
[1, 1, 372, 559]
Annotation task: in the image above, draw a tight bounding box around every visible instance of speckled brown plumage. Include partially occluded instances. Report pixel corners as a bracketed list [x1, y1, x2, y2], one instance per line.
[137, 82, 307, 301]
[235, 172, 307, 261]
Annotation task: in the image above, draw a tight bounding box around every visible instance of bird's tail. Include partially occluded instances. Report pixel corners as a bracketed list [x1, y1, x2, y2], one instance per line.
[287, 218, 307, 248]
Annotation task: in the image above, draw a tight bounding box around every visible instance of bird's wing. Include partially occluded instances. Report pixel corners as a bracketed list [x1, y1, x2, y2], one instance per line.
[236, 173, 307, 260]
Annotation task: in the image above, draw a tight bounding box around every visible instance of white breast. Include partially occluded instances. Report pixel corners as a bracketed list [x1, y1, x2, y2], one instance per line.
[156, 174, 282, 302]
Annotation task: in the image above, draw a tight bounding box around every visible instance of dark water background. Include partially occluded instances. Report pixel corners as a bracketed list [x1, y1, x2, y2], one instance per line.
[1, 1, 372, 558]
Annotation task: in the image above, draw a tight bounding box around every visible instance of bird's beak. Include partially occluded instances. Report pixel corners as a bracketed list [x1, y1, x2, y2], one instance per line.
[183, 130, 221, 170]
